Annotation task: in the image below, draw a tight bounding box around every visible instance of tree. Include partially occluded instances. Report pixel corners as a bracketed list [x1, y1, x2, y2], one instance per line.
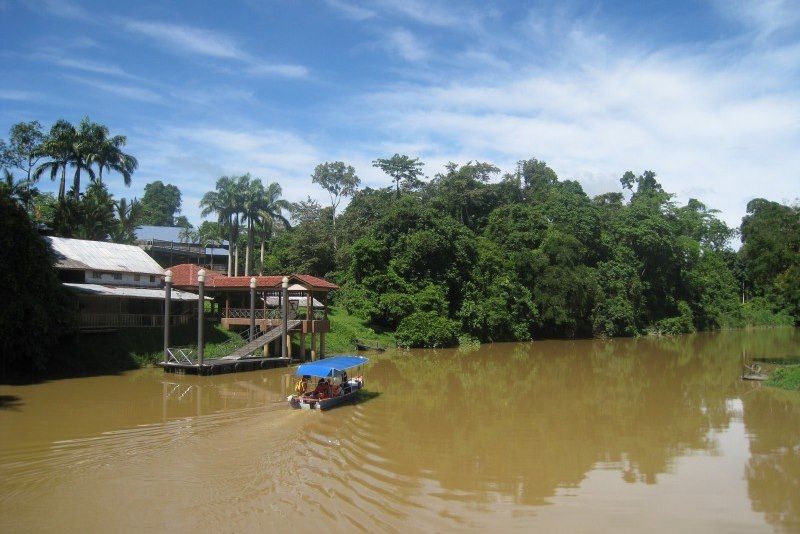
[256, 181, 290, 274]
[0, 121, 45, 189]
[67, 117, 101, 201]
[372, 154, 424, 197]
[140, 181, 182, 226]
[33, 120, 76, 200]
[0, 189, 74, 380]
[90, 128, 138, 186]
[109, 197, 143, 244]
[311, 161, 360, 250]
[200, 176, 241, 276]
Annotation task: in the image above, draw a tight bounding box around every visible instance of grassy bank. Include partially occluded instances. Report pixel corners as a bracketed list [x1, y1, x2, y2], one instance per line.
[767, 365, 800, 391]
[325, 306, 395, 354]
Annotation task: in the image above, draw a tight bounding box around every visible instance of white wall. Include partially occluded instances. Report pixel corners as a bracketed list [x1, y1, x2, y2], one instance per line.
[84, 270, 162, 287]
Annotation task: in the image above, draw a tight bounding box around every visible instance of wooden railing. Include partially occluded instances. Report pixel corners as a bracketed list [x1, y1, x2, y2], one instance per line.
[79, 313, 193, 329]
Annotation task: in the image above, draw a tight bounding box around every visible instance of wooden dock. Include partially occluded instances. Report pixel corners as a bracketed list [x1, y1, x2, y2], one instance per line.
[160, 356, 294, 375]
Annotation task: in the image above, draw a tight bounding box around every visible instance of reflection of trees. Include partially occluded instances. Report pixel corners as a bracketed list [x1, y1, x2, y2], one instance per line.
[743, 388, 800, 532]
[315, 331, 779, 507]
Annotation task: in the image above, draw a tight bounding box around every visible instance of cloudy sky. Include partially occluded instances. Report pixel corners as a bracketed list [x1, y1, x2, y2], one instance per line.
[0, 0, 798, 228]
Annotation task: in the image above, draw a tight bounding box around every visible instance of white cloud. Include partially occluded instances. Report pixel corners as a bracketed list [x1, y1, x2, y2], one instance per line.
[359, 30, 800, 228]
[323, 0, 376, 21]
[121, 19, 309, 78]
[64, 75, 163, 103]
[387, 29, 428, 62]
[26, 0, 89, 20]
[0, 89, 41, 101]
[714, 0, 800, 41]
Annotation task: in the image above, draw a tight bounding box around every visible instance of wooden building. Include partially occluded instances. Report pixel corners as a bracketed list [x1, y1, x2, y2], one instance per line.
[47, 237, 199, 331]
[168, 263, 339, 360]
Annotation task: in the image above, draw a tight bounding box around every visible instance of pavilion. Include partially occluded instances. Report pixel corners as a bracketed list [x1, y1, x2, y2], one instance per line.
[168, 264, 339, 360]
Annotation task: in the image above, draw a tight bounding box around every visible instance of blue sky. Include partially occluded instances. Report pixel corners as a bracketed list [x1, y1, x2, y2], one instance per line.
[1, 0, 798, 228]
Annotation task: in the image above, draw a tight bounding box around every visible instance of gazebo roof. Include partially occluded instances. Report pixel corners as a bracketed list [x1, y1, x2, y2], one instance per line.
[168, 264, 339, 291]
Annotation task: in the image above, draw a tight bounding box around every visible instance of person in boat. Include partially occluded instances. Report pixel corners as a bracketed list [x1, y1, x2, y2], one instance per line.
[294, 375, 310, 396]
[308, 378, 332, 399]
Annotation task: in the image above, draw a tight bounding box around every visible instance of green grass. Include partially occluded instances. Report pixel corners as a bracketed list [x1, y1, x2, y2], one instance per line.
[767, 365, 800, 392]
[325, 306, 396, 354]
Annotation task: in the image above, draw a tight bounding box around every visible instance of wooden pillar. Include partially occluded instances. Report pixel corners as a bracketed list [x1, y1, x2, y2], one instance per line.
[320, 332, 326, 359]
[323, 292, 328, 319]
[286, 332, 293, 359]
[310, 332, 317, 361]
[300, 330, 306, 361]
[307, 290, 312, 320]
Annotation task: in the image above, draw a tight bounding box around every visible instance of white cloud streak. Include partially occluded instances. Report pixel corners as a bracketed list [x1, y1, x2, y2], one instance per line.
[121, 19, 309, 79]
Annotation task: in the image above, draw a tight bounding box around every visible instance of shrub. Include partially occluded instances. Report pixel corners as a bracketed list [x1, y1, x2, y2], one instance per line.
[648, 301, 695, 336]
[395, 311, 461, 348]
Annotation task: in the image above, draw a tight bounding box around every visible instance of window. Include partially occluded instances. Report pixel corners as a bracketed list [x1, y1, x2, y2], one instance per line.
[150, 275, 156, 283]
[134, 274, 141, 282]
[113, 273, 122, 280]
[91, 271, 101, 279]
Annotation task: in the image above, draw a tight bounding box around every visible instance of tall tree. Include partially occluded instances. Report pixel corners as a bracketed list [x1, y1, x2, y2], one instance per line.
[372, 154, 424, 197]
[0, 121, 45, 189]
[33, 120, 76, 200]
[200, 176, 241, 276]
[90, 128, 138, 186]
[311, 161, 360, 250]
[256, 181, 291, 274]
[140, 181, 182, 226]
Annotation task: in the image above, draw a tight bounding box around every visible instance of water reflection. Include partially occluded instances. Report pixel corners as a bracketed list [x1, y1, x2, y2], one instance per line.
[0, 328, 798, 531]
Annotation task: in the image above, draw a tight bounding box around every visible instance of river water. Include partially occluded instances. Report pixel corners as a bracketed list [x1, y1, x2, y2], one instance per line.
[1, 329, 799, 533]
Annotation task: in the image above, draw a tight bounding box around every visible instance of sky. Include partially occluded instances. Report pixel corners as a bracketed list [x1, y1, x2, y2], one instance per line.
[0, 0, 798, 228]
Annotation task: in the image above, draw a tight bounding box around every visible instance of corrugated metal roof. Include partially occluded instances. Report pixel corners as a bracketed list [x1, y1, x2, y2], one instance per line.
[64, 283, 199, 301]
[47, 237, 164, 275]
[135, 225, 229, 250]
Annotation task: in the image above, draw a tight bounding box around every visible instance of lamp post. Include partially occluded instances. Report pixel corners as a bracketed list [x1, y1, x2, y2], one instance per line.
[197, 268, 206, 368]
[281, 276, 289, 358]
[249, 276, 257, 341]
[163, 269, 172, 361]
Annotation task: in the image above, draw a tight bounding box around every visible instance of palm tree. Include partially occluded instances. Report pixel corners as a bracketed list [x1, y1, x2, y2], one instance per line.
[240, 176, 264, 277]
[110, 198, 142, 244]
[69, 117, 100, 201]
[91, 131, 138, 186]
[1, 169, 36, 208]
[256, 181, 291, 274]
[32, 120, 76, 200]
[200, 176, 241, 276]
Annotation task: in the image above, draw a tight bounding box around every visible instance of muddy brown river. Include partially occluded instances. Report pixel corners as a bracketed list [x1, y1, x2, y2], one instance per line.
[1, 329, 799, 532]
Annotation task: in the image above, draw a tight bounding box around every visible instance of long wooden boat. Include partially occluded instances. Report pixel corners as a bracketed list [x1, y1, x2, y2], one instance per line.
[287, 356, 369, 411]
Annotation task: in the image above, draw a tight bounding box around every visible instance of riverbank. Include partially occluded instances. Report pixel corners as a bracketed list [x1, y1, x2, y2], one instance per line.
[767, 365, 800, 391]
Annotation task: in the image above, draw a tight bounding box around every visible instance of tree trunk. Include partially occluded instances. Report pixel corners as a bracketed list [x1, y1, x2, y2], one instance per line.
[59, 166, 66, 200]
[227, 216, 233, 277]
[260, 241, 265, 275]
[73, 165, 81, 201]
[332, 208, 338, 251]
[234, 244, 239, 276]
[245, 219, 252, 277]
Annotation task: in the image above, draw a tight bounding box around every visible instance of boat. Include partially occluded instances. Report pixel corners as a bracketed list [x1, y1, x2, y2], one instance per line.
[287, 355, 369, 410]
[354, 339, 385, 352]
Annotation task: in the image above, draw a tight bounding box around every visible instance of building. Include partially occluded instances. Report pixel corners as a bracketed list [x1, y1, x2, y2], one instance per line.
[47, 237, 199, 331]
[134, 225, 229, 269]
[168, 263, 339, 359]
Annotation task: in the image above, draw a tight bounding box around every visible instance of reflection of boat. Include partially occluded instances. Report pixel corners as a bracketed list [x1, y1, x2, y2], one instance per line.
[355, 339, 385, 352]
[287, 356, 369, 410]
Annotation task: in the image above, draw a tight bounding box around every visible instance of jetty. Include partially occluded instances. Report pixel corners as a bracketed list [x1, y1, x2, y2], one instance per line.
[158, 266, 338, 376]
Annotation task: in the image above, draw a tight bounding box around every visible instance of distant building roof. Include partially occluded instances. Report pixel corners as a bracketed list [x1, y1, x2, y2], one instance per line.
[134, 225, 228, 256]
[63, 283, 199, 301]
[167, 263, 339, 291]
[47, 237, 164, 276]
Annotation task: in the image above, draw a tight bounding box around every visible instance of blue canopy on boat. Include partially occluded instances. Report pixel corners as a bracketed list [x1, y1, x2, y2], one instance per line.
[295, 356, 369, 377]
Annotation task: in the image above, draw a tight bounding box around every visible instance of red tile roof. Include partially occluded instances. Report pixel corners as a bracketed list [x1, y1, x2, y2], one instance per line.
[167, 264, 339, 291]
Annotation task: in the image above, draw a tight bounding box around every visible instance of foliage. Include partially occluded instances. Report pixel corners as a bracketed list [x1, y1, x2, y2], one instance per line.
[140, 180, 182, 225]
[766, 365, 800, 391]
[395, 311, 461, 348]
[0, 190, 74, 380]
[372, 153, 425, 196]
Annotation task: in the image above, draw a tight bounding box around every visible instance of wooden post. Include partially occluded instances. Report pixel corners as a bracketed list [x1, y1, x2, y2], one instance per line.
[287, 333, 293, 359]
[310, 332, 317, 361]
[249, 277, 256, 341]
[300, 330, 306, 361]
[197, 269, 206, 367]
[307, 290, 312, 321]
[323, 292, 328, 320]
[163, 270, 172, 361]
[281, 277, 288, 358]
[320, 332, 326, 359]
